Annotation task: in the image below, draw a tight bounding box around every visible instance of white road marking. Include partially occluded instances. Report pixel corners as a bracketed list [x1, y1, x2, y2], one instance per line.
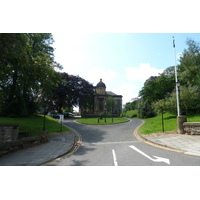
[112, 149, 118, 166]
[129, 145, 170, 165]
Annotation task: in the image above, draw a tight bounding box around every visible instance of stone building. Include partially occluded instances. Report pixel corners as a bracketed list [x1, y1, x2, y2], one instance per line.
[81, 79, 122, 117]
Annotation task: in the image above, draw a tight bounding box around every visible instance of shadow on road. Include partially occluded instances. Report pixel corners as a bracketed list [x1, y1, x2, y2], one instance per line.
[64, 119, 107, 143]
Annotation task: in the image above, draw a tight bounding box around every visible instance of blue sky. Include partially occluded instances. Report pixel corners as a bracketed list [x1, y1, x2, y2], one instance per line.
[52, 33, 200, 106]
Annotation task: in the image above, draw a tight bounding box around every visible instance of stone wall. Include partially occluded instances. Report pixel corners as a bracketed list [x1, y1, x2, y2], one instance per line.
[0, 137, 42, 156]
[183, 122, 200, 135]
[0, 124, 19, 142]
[0, 124, 49, 157]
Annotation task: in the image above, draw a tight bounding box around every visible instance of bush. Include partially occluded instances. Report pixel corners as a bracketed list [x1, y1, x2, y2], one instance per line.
[138, 101, 156, 118]
[153, 85, 200, 115]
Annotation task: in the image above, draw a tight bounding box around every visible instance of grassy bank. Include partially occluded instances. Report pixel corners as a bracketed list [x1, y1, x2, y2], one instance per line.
[76, 117, 129, 125]
[0, 115, 70, 137]
[139, 113, 200, 135]
[121, 110, 138, 118]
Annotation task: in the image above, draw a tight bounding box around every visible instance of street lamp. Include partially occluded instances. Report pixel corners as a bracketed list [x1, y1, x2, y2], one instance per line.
[173, 36, 181, 116]
[104, 101, 107, 123]
[160, 104, 164, 133]
[173, 36, 187, 134]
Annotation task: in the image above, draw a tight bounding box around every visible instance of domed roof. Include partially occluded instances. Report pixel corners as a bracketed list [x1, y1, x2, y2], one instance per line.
[96, 78, 106, 88]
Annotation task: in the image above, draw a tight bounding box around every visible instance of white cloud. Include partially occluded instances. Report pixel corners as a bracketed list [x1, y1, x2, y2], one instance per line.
[113, 83, 139, 104]
[125, 63, 164, 82]
[82, 67, 117, 85]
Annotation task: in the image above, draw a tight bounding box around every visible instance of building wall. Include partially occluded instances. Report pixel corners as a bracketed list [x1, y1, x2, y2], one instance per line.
[80, 81, 122, 117]
[94, 94, 122, 116]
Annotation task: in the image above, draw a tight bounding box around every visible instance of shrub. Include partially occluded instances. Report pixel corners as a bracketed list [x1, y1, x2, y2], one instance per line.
[138, 101, 156, 118]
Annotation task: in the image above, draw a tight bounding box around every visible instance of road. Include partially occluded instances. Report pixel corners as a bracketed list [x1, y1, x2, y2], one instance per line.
[47, 118, 200, 166]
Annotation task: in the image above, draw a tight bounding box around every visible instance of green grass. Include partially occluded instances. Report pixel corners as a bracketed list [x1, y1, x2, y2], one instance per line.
[76, 117, 129, 125]
[139, 113, 200, 135]
[0, 115, 70, 137]
[121, 110, 138, 118]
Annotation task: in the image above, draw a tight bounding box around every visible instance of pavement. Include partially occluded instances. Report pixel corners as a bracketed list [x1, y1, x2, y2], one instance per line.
[135, 130, 200, 157]
[1, 121, 200, 166]
[0, 132, 76, 166]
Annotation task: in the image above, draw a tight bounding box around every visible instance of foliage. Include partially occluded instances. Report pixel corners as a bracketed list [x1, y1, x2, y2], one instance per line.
[106, 95, 116, 114]
[0, 33, 61, 117]
[138, 101, 156, 118]
[123, 98, 138, 112]
[179, 38, 200, 86]
[52, 72, 95, 113]
[137, 38, 200, 118]
[139, 69, 175, 104]
[153, 85, 200, 115]
[138, 69, 175, 118]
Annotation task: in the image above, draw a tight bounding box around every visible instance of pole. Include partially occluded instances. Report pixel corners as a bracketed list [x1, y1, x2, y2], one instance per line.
[161, 107, 164, 132]
[60, 115, 63, 132]
[173, 36, 180, 116]
[43, 113, 46, 131]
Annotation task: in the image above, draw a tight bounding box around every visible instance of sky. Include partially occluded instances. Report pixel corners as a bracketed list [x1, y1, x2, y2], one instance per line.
[52, 33, 200, 107]
[2, 0, 200, 107]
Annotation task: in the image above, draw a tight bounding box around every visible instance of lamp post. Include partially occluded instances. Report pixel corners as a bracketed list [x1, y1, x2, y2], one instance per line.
[104, 101, 107, 123]
[172, 36, 181, 116]
[173, 36, 187, 134]
[160, 104, 164, 133]
[42, 97, 48, 131]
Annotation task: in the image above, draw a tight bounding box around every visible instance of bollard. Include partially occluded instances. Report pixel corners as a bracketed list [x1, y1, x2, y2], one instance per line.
[177, 115, 187, 134]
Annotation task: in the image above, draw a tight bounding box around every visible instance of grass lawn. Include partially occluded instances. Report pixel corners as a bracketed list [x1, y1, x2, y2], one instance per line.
[0, 115, 70, 137]
[122, 110, 138, 118]
[76, 117, 129, 125]
[139, 113, 200, 135]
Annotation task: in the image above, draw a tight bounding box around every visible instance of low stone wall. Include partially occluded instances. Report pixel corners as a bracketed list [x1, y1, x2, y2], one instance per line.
[0, 137, 42, 156]
[0, 124, 19, 142]
[0, 125, 50, 157]
[183, 122, 200, 135]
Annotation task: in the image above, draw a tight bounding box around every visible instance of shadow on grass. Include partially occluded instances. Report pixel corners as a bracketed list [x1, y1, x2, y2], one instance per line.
[164, 115, 176, 120]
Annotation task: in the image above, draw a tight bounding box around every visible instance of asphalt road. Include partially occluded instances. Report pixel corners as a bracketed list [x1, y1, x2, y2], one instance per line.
[47, 118, 200, 166]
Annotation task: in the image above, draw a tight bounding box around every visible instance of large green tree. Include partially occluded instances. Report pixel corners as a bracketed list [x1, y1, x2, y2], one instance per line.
[153, 85, 200, 115]
[0, 33, 61, 117]
[139, 68, 175, 104]
[52, 73, 95, 113]
[179, 38, 200, 86]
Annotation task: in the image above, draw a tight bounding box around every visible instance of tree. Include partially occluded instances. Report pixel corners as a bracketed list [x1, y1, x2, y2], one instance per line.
[123, 98, 138, 112]
[138, 101, 156, 118]
[139, 69, 175, 104]
[153, 85, 200, 115]
[0, 33, 61, 117]
[179, 38, 200, 86]
[137, 66, 175, 118]
[106, 95, 116, 114]
[52, 73, 95, 113]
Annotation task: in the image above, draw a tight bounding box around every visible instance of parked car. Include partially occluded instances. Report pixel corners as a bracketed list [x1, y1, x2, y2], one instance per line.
[63, 112, 75, 118]
[47, 112, 60, 119]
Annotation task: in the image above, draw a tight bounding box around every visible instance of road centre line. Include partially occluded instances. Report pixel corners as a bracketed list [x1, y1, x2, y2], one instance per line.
[112, 149, 118, 166]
